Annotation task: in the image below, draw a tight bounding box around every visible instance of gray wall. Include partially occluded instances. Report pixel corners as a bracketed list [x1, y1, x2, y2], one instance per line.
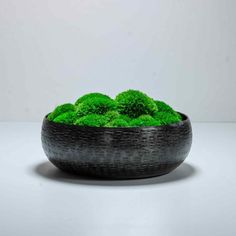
[1, 0, 235, 121]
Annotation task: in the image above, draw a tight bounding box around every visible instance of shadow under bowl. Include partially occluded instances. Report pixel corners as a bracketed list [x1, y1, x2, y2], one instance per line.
[41, 112, 192, 180]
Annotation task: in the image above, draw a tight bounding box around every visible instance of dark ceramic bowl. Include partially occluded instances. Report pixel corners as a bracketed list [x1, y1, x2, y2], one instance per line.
[41, 113, 192, 179]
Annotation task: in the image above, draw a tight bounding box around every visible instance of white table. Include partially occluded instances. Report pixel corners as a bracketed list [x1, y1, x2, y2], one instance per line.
[0, 122, 236, 236]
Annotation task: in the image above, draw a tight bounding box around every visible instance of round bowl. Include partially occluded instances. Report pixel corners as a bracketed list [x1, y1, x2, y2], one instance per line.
[41, 112, 192, 179]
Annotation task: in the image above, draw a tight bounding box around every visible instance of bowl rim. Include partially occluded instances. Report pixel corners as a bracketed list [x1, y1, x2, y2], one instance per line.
[43, 112, 190, 131]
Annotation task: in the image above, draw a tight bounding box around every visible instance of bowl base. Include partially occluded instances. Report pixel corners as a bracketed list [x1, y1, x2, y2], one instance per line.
[48, 159, 184, 180]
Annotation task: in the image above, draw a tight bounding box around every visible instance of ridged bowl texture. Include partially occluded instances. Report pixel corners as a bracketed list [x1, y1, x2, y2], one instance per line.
[41, 113, 192, 179]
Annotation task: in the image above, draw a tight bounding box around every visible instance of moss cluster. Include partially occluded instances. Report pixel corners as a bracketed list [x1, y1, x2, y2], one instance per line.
[105, 111, 131, 123]
[53, 111, 77, 125]
[47, 103, 75, 121]
[75, 114, 108, 127]
[154, 100, 175, 113]
[154, 111, 181, 125]
[76, 97, 116, 117]
[47, 90, 182, 127]
[130, 115, 161, 127]
[75, 93, 110, 106]
[105, 118, 129, 128]
[115, 90, 157, 118]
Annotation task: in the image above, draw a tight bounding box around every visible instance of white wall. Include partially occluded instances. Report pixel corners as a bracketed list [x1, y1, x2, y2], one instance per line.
[0, 0, 235, 122]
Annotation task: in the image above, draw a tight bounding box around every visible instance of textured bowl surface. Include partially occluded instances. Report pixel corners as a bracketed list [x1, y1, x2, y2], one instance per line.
[41, 113, 192, 179]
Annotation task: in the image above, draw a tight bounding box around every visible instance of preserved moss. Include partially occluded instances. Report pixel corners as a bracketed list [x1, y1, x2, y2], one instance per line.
[105, 111, 120, 121]
[155, 100, 175, 113]
[115, 90, 157, 118]
[47, 103, 75, 121]
[74, 114, 109, 127]
[76, 97, 117, 117]
[47, 90, 182, 127]
[75, 93, 110, 106]
[129, 115, 161, 127]
[53, 111, 77, 125]
[105, 111, 131, 123]
[105, 118, 129, 128]
[154, 112, 181, 125]
[119, 114, 132, 123]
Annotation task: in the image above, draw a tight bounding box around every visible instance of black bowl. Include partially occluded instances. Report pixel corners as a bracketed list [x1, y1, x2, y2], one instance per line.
[41, 113, 192, 179]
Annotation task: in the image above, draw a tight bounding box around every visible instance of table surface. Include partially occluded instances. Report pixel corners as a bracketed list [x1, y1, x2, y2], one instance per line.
[0, 122, 236, 236]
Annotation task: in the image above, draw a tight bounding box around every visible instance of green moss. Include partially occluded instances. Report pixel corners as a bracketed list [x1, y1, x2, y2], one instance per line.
[129, 115, 161, 127]
[154, 112, 182, 125]
[105, 118, 129, 128]
[48, 90, 183, 127]
[53, 111, 77, 125]
[104, 111, 120, 121]
[76, 97, 117, 117]
[154, 100, 181, 121]
[119, 114, 132, 122]
[104, 111, 131, 123]
[155, 100, 175, 113]
[115, 90, 157, 118]
[75, 93, 110, 106]
[47, 103, 75, 121]
[74, 114, 109, 127]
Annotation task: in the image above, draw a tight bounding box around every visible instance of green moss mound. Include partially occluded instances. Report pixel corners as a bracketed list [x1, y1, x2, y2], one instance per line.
[47, 90, 183, 127]
[154, 112, 182, 125]
[115, 90, 157, 118]
[76, 97, 117, 117]
[47, 103, 75, 121]
[104, 111, 120, 121]
[119, 114, 132, 123]
[75, 93, 110, 106]
[129, 115, 161, 127]
[105, 118, 129, 128]
[104, 111, 131, 123]
[53, 111, 77, 125]
[75, 114, 108, 127]
[155, 100, 175, 113]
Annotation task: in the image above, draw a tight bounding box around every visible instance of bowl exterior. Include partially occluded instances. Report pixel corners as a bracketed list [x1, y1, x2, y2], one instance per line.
[41, 113, 192, 179]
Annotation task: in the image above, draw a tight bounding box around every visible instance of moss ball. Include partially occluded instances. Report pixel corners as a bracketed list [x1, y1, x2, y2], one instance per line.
[105, 118, 129, 128]
[154, 112, 182, 125]
[75, 92, 110, 106]
[74, 114, 109, 127]
[115, 90, 157, 118]
[53, 111, 77, 125]
[47, 90, 183, 128]
[105, 111, 131, 123]
[76, 97, 117, 117]
[47, 103, 75, 121]
[104, 111, 120, 121]
[129, 115, 161, 127]
[154, 100, 175, 113]
[119, 114, 132, 123]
